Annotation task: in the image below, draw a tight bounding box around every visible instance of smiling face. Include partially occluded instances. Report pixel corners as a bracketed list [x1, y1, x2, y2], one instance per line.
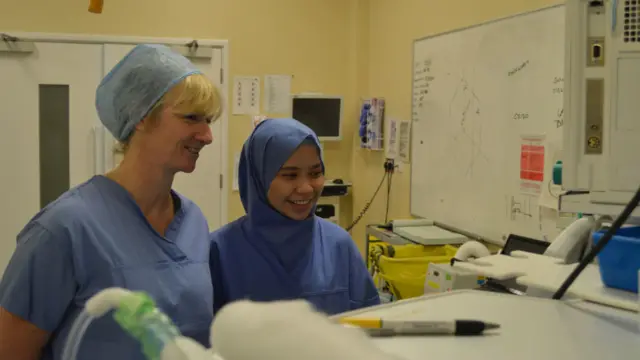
[267, 143, 325, 220]
[129, 73, 223, 174]
[142, 105, 214, 174]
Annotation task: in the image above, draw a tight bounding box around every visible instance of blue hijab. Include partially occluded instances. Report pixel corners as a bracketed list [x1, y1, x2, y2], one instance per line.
[238, 118, 323, 270]
[210, 118, 380, 316]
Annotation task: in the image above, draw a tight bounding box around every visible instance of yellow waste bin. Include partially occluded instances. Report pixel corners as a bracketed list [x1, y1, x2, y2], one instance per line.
[368, 242, 458, 300]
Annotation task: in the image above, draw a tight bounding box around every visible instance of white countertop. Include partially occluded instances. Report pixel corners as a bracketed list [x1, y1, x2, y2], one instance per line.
[334, 290, 639, 360]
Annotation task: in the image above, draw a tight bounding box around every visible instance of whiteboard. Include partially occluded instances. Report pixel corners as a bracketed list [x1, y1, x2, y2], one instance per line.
[410, 5, 565, 244]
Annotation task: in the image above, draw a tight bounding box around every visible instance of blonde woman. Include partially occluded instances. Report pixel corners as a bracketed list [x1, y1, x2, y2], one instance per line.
[0, 44, 222, 360]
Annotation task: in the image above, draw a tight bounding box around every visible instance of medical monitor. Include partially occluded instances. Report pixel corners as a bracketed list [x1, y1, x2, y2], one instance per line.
[561, 0, 640, 217]
[291, 95, 343, 141]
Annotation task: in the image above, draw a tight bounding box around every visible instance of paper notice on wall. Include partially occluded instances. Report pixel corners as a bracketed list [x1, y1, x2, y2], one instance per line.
[519, 135, 545, 195]
[233, 76, 260, 115]
[264, 75, 292, 114]
[385, 118, 399, 159]
[398, 120, 411, 163]
[385, 119, 411, 163]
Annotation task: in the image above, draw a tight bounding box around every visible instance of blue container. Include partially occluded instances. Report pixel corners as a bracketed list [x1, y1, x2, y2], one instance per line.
[592, 226, 640, 293]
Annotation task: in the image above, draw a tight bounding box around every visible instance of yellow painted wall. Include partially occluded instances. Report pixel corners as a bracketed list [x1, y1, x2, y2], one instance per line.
[348, 0, 563, 252]
[2, 0, 564, 252]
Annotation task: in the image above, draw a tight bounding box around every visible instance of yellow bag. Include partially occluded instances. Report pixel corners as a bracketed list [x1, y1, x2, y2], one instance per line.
[369, 243, 458, 300]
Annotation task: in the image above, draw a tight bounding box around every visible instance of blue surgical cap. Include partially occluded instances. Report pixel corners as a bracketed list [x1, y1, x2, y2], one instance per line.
[95, 44, 202, 141]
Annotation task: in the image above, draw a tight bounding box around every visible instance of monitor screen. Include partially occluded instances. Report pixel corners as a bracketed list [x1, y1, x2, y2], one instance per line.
[501, 234, 549, 256]
[292, 97, 342, 139]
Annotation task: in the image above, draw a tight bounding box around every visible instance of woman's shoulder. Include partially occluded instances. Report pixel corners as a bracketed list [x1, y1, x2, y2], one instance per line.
[315, 217, 353, 244]
[15, 178, 105, 251]
[26, 180, 99, 231]
[209, 216, 247, 243]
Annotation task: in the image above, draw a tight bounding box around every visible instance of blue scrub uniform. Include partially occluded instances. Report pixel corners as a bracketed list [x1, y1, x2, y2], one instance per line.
[210, 217, 380, 315]
[209, 118, 380, 316]
[0, 175, 213, 360]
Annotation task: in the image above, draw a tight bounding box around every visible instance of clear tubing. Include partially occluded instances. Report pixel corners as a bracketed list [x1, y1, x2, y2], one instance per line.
[61, 310, 95, 360]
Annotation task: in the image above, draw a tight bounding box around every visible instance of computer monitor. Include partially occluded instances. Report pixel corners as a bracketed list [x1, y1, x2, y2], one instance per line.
[291, 95, 342, 141]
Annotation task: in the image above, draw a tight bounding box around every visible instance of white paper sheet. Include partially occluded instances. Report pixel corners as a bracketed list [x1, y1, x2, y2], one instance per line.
[538, 183, 561, 210]
[385, 119, 411, 163]
[264, 75, 292, 114]
[398, 120, 411, 163]
[233, 76, 260, 115]
[385, 118, 399, 160]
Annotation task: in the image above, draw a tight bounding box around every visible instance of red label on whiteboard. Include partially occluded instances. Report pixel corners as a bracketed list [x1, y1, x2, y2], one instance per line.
[520, 144, 544, 182]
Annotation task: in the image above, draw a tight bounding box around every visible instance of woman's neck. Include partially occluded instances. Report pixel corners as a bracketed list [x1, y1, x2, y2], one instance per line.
[106, 152, 175, 224]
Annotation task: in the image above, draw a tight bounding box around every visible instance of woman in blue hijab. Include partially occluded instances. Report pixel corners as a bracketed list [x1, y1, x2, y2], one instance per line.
[210, 118, 380, 315]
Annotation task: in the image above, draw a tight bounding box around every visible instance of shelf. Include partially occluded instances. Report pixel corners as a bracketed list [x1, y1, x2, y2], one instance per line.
[559, 192, 640, 223]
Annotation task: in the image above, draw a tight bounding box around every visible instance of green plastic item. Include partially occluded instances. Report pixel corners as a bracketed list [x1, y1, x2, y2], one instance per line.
[553, 160, 563, 185]
[113, 292, 180, 360]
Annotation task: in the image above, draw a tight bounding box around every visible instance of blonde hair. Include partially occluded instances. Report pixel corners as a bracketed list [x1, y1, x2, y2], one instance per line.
[163, 73, 223, 121]
[115, 73, 223, 153]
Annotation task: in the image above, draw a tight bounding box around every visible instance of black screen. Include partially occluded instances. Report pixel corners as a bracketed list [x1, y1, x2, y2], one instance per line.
[501, 234, 550, 256]
[292, 97, 341, 138]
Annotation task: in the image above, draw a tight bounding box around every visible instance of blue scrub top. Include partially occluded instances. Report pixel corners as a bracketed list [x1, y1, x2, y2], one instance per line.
[210, 217, 381, 315]
[209, 118, 380, 316]
[0, 175, 213, 360]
